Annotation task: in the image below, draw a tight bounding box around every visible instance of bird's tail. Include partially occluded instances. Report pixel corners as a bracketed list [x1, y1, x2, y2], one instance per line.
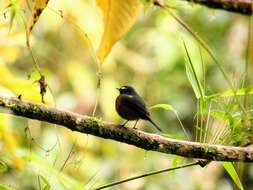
[148, 118, 163, 132]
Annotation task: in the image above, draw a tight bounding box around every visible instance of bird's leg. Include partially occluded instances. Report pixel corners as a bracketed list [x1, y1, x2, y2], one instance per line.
[133, 120, 139, 129]
[121, 120, 129, 127]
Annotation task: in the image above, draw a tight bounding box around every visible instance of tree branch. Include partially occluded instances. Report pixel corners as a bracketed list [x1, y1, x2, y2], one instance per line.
[155, 0, 253, 15]
[0, 96, 252, 162]
[186, 0, 252, 15]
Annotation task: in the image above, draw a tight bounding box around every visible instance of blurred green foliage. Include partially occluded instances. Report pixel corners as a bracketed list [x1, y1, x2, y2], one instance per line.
[0, 0, 252, 189]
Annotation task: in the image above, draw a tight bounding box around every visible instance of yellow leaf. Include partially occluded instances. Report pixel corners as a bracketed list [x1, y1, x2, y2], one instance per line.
[0, 64, 54, 105]
[26, 0, 50, 47]
[0, 114, 25, 170]
[96, 0, 142, 63]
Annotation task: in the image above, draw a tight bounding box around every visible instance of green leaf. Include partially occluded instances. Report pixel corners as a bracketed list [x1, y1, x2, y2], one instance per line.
[208, 87, 253, 99]
[166, 9, 235, 95]
[39, 175, 51, 190]
[211, 110, 230, 123]
[0, 184, 16, 190]
[183, 41, 204, 99]
[0, 160, 8, 173]
[169, 155, 184, 176]
[172, 155, 184, 168]
[222, 162, 244, 190]
[150, 103, 174, 111]
[150, 103, 190, 140]
[22, 149, 84, 190]
[9, 0, 19, 31]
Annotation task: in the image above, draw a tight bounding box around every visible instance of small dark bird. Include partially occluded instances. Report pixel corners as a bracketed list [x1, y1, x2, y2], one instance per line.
[115, 85, 163, 132]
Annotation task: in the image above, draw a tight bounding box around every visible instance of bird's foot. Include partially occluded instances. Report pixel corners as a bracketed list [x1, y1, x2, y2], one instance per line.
[132, 120, 139, 130]
[121, 120, 129, 127]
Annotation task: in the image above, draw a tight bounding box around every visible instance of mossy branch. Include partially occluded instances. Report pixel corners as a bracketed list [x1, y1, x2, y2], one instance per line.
[0, 96, 252, 162]
[155, 0, 253, 15]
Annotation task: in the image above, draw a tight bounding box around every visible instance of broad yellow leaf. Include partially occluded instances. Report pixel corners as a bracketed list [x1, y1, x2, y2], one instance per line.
[26, 0, 50, 47]
[0, 114, 25, 170]
[0, 64, 54, 104]
[96, 0, 142, 63]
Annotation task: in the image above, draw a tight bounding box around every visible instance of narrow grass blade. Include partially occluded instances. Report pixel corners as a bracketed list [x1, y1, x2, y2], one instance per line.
[39, 175, 51, 190]
[208, 87, 253, 99]
[222, 162, 244, 190]
[150, 104, 190, 140]
[183, 40, 204, 99]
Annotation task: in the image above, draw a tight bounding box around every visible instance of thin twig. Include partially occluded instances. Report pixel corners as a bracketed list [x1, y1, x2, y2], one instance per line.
[93, 161, 200, 190]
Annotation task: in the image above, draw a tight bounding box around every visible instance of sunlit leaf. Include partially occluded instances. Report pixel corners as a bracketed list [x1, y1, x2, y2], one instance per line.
[0, 64, 54, 104]
[0, 184, 16, 190]
[39, 175, 51, 190]
[9, 0, 19, 31]
[23, 150, 84, 190]
[208, 87, 253, 99]
[96, 0, 142, 63]
[166, 8, 235, 95]
[0, 160, 8, 173]
[222, 162, 244, 190]
[150, 103, 190, 139]
[172, 155, 184, 168]
[26, 0, 50, 47]
[211, 110, 230, 123]
[150, 103, 174, 111]
[183, 41, 204, 99]
[0, 113, 24, 170]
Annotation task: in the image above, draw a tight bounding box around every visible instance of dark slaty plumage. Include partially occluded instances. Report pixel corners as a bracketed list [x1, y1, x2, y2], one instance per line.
[115, 86, 163, 132]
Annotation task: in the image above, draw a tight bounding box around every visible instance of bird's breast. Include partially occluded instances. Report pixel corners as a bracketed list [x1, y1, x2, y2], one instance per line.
[115, 96, 122, 114]
[115, 95, 139, 120]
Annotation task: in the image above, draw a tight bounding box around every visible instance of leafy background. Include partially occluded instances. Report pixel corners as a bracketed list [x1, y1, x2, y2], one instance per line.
[0, 0, 252, 189]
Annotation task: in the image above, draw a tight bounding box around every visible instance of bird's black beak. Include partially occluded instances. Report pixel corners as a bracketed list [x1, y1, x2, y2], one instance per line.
[116, 88, 120, 91]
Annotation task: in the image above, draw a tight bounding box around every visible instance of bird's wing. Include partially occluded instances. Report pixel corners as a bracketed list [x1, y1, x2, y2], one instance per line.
[121, 94, 150, 119]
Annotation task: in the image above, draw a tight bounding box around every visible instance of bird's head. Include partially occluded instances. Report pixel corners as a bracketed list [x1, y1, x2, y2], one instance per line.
[116, 86, 137, 95]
